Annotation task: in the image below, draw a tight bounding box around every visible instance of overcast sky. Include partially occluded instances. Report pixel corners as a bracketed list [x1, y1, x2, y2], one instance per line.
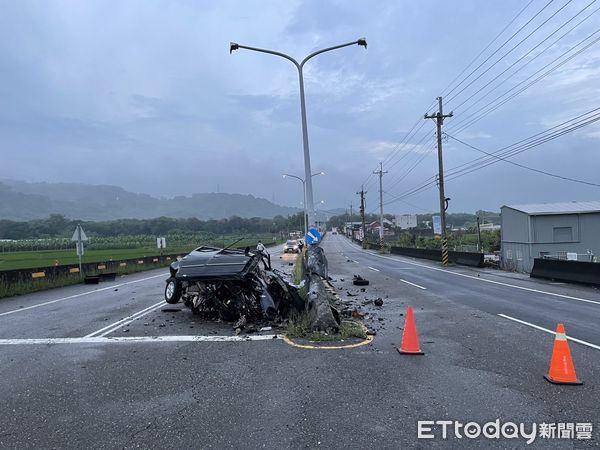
[1, 0, 599, 215]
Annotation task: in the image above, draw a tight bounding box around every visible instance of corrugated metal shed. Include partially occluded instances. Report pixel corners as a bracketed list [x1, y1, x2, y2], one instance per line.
[503, 201, 600, 215]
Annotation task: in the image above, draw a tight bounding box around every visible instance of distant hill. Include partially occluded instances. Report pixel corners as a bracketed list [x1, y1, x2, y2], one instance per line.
[0, 180, 301, 221]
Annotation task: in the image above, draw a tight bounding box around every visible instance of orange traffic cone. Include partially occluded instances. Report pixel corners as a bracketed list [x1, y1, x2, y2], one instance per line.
[398, 305, 424, 355]
[544, 324, 582, 385]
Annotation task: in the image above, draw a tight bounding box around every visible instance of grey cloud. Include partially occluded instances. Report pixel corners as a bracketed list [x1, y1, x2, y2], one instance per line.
[0, 0, 599, 216]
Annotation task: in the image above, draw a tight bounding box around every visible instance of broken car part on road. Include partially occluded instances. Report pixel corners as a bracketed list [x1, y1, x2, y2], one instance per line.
[353, 275, 370, 286]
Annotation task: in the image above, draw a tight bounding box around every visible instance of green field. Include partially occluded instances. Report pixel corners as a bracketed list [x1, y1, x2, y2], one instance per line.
[0, 247, 189, 271]
[0, 238, 282, 271]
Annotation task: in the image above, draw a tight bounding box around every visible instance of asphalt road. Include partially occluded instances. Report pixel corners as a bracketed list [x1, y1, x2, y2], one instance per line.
[332, 235, 600, 349]
[0, 236, 598, 449]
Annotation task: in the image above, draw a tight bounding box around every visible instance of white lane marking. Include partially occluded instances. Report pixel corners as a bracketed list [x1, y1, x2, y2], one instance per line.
[0, 335, 283, 345]
[0, 273, 168, 317]
[98, 302, 165, 337]
[363, 251, 600, 306]
[367, 266, 380, 272]
[400, 279, 427, 290]
[84, 300, 165, 337]
[498, 314, 600, 351]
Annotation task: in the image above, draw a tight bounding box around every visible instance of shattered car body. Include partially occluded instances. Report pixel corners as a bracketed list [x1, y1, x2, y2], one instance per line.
[164, 246, 304, 321]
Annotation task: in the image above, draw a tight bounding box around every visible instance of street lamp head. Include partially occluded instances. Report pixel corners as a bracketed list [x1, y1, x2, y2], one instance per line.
[357, 38, 367, 48]
[229, 42, 239, 54]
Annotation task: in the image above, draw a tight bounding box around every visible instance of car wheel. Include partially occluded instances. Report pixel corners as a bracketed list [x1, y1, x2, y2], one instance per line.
[164, 277, 181, 304]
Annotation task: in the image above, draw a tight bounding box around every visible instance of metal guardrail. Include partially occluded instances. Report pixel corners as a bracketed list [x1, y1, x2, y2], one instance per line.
[0, 254, 182, 285]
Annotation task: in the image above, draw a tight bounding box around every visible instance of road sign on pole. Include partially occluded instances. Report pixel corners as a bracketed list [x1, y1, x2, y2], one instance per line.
[71, 225, 88, 242]
[305, 227, 321, 245]
[71, 224, 88, 277]
[432, 215, 442, 235]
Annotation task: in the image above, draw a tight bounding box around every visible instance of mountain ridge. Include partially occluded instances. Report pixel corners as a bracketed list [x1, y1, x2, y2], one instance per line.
[0, 179, 301, 221]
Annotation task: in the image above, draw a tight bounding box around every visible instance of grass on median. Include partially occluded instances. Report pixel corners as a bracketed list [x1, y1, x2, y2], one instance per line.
[286, 312, 367, 341]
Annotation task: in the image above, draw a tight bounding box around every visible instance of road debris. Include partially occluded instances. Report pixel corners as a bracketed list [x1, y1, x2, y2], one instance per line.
[351, 309, 365, 319]
[233, 315, 247, 329]
[352, 275, 369, 286]
[374, 298, 384, 307]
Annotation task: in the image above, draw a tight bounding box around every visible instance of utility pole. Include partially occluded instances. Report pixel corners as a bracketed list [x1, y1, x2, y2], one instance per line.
[476, 215, 482, 253]
[349, 201, 353, 238]
[373, 162, 388, 248]
[357, 186, 367, 248]
[425, 96, 453, 266]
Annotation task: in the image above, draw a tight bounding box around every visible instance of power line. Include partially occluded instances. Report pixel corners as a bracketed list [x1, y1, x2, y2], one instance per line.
[381, 116, 428, 167]
[449, 28, 600, 134]
[359, 1, 542, 192]
[444, 0, 556, 99]
[384, 108, 600, 205]
[360, 115, 434, 192]
[446, 0, 576, 105]
[386, 143, 437, 191]
[359, 110, 433, 191]
[361, 1, 595, 199]
[446, 107, 600, 177]
[382, 190, 432, 213]
[439, 0, 536, 97]
[446, 111, 600, 181]
[448, 0, 600, 114]
[445, 133, 600, 188]
[362, 1, 558, 195]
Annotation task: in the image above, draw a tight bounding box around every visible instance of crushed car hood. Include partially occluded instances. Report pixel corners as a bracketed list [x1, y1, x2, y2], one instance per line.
[170, 246, 260, 282]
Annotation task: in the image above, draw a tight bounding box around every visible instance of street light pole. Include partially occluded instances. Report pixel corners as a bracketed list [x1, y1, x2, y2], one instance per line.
[283, 172, 325, 235]
[231, 39, 367, 230]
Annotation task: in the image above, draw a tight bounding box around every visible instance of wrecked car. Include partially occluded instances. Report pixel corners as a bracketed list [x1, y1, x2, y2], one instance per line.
[164, 245, 304, 321]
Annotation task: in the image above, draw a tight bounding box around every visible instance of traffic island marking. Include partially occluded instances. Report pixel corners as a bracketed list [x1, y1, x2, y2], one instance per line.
[283, 321, 374, 350]
[283, 334, 373, 350]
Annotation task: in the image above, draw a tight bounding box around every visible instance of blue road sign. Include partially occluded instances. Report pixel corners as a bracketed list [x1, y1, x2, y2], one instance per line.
[305, 227, 321, 245]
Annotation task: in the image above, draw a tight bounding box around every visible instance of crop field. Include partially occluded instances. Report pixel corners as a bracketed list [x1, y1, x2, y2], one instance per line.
[0, 235, 281, 271]
[0, 247, 189, 271]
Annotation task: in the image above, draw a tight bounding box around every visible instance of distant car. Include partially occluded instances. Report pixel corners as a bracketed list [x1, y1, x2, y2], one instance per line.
[283, 239, 299, 253]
